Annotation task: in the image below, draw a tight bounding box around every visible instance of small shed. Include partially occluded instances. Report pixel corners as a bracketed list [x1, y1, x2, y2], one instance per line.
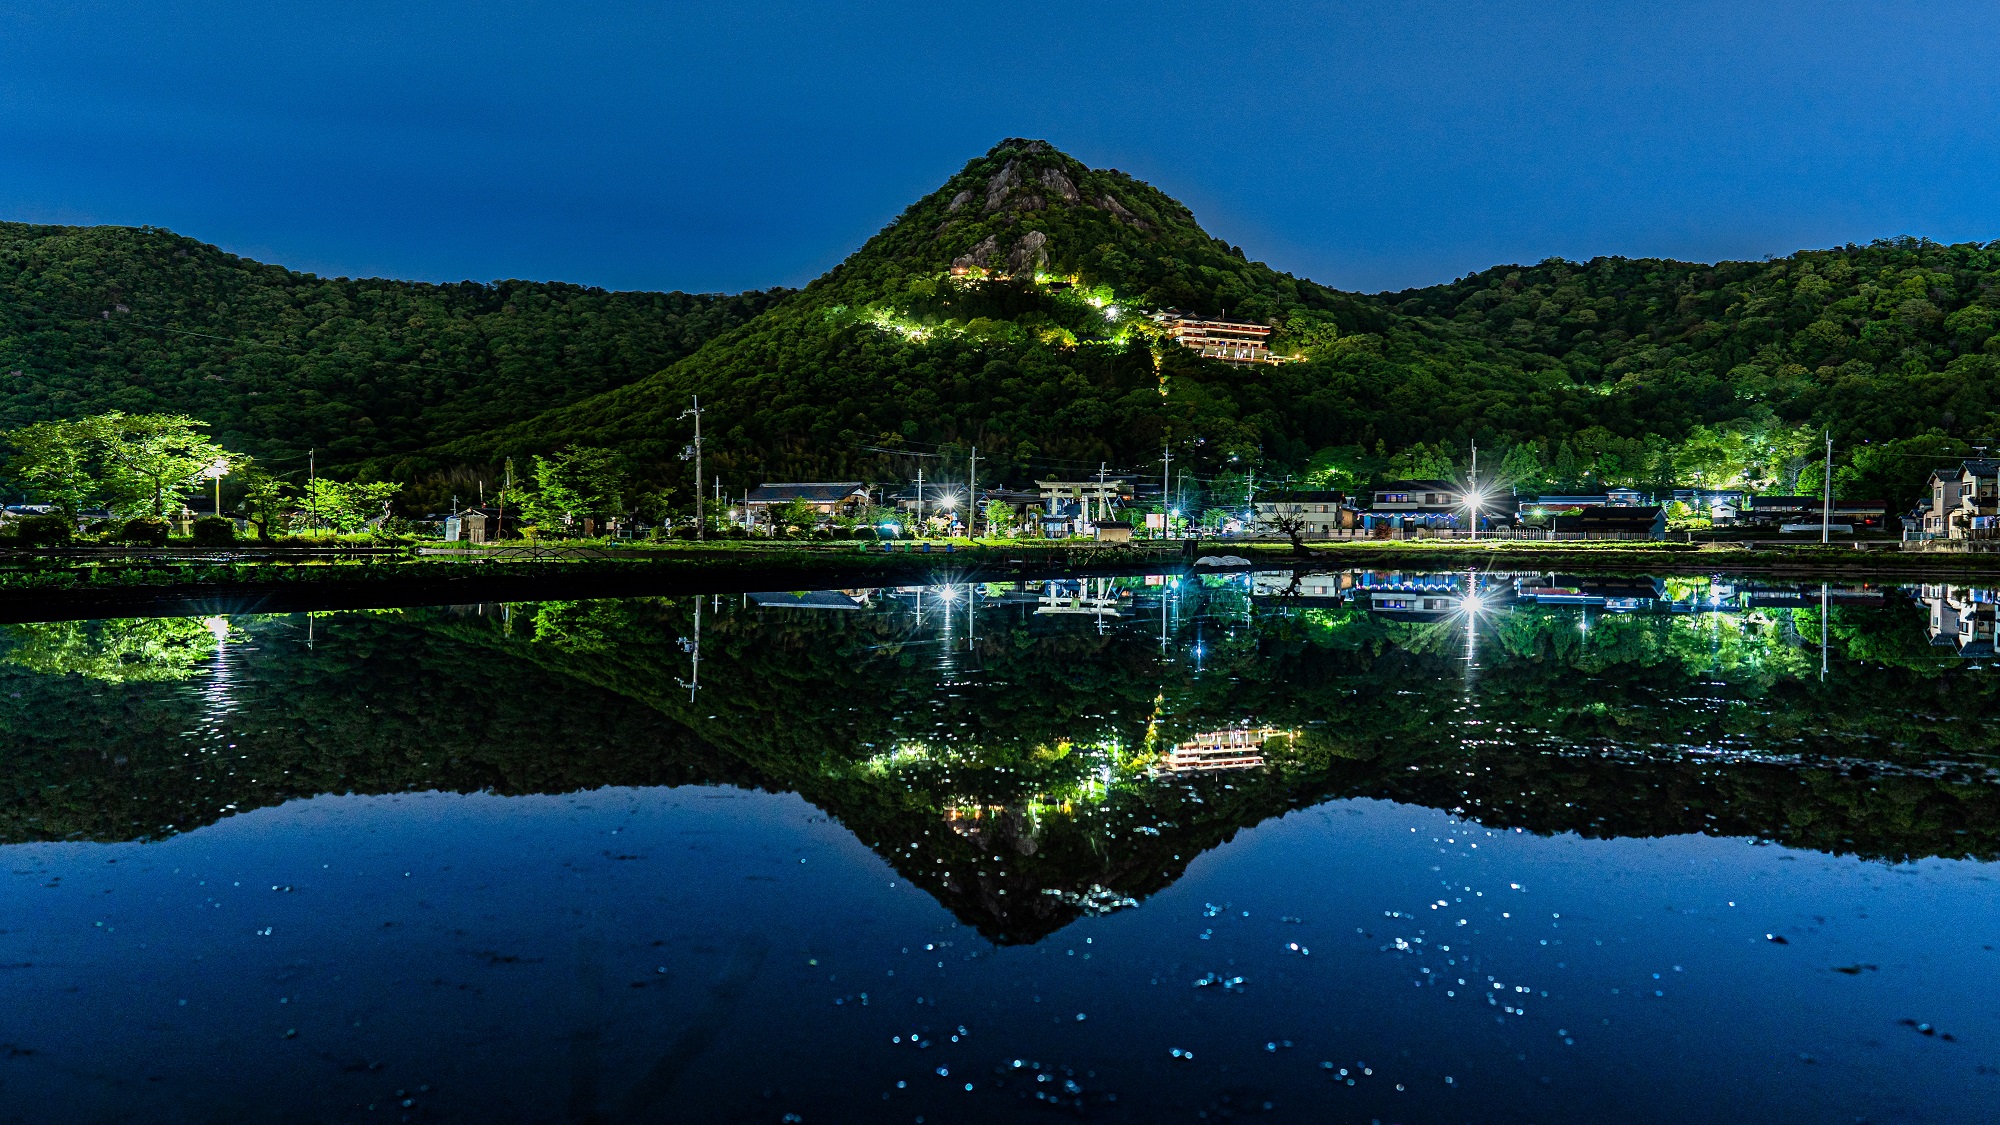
[445, 509, 492, 544]
[1093, 520, 1134, 544]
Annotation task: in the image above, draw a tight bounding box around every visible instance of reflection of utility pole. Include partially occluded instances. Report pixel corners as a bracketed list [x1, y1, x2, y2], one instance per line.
[677, 597, 702, 702]
[1820, 582, 1829, 681]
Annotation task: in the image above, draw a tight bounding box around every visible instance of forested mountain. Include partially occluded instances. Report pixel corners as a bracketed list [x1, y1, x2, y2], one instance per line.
[4, 139, 1998, 510]
[0, 221, 788, 472]
[432, 139, 2000, 508]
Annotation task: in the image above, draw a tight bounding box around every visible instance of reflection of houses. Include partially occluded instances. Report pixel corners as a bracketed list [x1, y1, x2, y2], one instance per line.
[1035, 578, 1127, 619]
[1251, 490, 1356, 536]
[748, 590, 871, 610]
[1742, 586, 1885, 609]
[1513, 575, 1663, 610]
[1157, 728, 1286, 773]
[1369, 591, 1460, 618]
[1151, 311, 1297, 364]
[1250, 570, 1351, 605]
[1920, 461, 2000, 540]
[1919, 584, 1998, 654]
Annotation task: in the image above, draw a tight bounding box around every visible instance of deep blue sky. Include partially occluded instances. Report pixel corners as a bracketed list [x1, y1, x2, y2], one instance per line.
[2, 1, 1995, 296]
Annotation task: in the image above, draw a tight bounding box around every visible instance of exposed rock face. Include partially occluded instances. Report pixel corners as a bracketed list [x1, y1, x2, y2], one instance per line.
[1098, 194, 1149, 231]
[947, 189, 974, 212]
[1007, 230, 1049, 275]
[1038, 166, 1080, 203]
[984, 161, 1021, 211]
[952, 234, 1001, 273]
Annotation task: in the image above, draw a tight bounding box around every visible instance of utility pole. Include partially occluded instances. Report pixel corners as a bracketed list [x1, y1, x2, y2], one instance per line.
[681, 396, 705, 540]
[714, 478, 722, 529]
[308, 448, 316, 531]
[1821, 431, 1833, 545]
[968, 447, 979, 538]
[499, 459, 512, 541]
[915, 468, 925, 537]
[1097, 461, 1108, 523]
[1161, 444, 1173, 539]
[1469, 439, 1480, 542]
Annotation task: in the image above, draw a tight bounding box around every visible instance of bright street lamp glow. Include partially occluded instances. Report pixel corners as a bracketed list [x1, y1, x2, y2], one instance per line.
[939, 495, 958, 510]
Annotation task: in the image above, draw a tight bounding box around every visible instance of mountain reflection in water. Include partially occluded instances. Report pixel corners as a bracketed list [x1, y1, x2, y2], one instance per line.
[2, 571, 1995, 946]
[3, 568, 2000, 936]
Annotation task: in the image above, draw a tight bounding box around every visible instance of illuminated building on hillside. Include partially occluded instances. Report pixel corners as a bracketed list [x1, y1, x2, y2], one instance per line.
[1150, 311, 1299, 364]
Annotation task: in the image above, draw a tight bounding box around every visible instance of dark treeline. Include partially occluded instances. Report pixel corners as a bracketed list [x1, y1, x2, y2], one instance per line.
[0, 220, 788, 478]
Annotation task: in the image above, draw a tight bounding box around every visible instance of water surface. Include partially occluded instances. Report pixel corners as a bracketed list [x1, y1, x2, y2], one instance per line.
[1, 572, 1995, 1123]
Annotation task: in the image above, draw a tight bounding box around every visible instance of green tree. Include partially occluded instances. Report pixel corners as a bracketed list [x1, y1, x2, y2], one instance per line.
[99, 414, 232, 517]
[299, 478, 402, 533]
[237, 467, 293, 541]
[520, 446, 627, 534]
[983, 499, 1017, 538]
[4, 417, 102, 520]
[771, 497, 822, 536]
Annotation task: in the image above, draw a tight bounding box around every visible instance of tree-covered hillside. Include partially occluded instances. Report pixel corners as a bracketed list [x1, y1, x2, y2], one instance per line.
[432, 139, 2000, 509]
[0, 221, 787, 473]
[5, 139, 1999, 513]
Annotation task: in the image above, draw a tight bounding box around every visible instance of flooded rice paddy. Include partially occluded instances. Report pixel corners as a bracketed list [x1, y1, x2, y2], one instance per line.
[0, 570, 1995, 1123]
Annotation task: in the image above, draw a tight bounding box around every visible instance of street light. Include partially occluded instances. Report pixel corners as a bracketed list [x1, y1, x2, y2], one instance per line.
[201, 456, 230, 519]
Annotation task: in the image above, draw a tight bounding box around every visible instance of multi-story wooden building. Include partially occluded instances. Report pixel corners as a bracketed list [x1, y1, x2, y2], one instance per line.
[1150, 311, 1299, 364]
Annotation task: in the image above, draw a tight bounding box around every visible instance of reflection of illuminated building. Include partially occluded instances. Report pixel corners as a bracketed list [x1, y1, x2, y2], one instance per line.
[1157, 727, 1287, 773]
[1036, 578, 1126, 619]
[1919, 584, 1998, 655]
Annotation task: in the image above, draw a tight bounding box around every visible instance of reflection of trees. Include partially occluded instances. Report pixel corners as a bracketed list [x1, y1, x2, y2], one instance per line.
[1, 618, 224, 682]
[0, 591, 1994, 946]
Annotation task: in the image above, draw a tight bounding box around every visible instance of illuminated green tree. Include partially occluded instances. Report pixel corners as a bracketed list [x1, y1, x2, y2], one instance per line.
[3, 417, 102, 520]
[99, 413, 233, 517]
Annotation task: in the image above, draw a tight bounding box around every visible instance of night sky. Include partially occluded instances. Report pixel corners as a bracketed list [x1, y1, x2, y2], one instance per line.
[2, 1, 1994, 295]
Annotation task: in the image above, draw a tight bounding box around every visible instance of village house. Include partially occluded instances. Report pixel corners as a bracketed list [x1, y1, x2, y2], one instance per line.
[1549, 505, 1667, 540]
[1919, 460, 2000, 540]
[1367, 479, 1461, 529]
[745, 482, 874, 528]
[1250, 490, 1356, 537]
